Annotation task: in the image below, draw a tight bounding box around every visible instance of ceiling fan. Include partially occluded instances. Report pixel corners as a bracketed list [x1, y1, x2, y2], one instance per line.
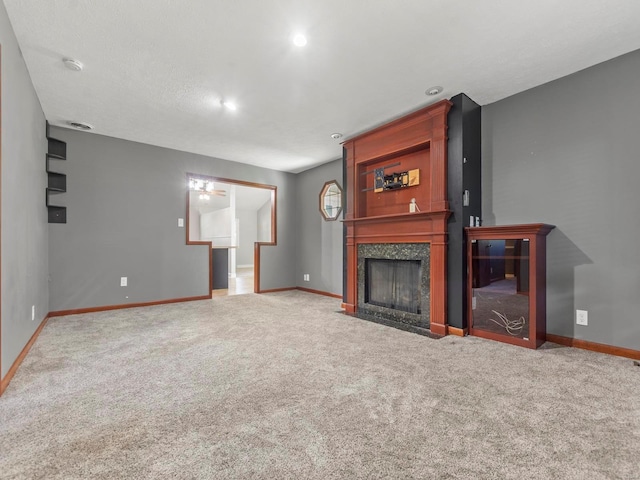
[189, 178, 226, 199]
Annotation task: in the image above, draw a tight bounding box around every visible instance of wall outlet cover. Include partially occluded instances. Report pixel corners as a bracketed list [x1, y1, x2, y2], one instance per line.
[120, 277, 128, 287]
[576, 309, 588, 326]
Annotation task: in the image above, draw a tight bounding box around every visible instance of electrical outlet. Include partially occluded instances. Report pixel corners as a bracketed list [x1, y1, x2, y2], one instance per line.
[120, 277, 128, 287]
[303, 274, 310, 282]
[576, 309, 588, 326]
[31, 305, 35, 321]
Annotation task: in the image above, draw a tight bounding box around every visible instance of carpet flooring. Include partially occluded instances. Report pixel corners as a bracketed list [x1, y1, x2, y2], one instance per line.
[1, 291, 638, 479]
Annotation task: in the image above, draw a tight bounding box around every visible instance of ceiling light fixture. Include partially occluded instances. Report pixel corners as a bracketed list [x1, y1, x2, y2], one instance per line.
[68, 121, 94, 130]
[330, 133, 343, 139]
[425, 86, 443, 96]
[292, 34, 307, 47]
[189, 177, 226, 197]
[221, 100, 237, 111]
[63, 58, 83, 71]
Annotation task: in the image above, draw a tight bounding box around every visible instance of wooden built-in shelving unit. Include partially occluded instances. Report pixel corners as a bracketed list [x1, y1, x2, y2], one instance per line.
[343, 100, 452, 335]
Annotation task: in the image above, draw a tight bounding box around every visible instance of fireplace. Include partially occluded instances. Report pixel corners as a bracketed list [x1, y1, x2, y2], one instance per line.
[366, 259, 421, 313]
[357, 243, 430, 329]
[343, 100, 452, 336]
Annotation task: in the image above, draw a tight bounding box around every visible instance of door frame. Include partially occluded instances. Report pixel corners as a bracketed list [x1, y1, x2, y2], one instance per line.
[185, 173, 277, 294]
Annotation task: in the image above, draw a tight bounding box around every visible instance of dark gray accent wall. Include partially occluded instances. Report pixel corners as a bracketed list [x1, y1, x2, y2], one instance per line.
[1, 3, 48, 378]
[482, 49, 640, 350]
[48, 128, 297, 311]
[296, 159, 343, 295]
[447, 93, 481, 329]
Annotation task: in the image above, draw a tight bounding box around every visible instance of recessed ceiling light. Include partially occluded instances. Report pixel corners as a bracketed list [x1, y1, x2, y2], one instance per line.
[68, 121, 94, 130]
[292, 34, 307, 47]
[330, 133, 343, 139]
[221, 100, 237, 111]
[63, 58, 83, 71]
[425, 86, 443, 96]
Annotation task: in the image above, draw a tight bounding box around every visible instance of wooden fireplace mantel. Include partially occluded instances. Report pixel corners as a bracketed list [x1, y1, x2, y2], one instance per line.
[344, 210, 450, 225]
[343, 100, 453, 335]
[343, 210, 450, 244]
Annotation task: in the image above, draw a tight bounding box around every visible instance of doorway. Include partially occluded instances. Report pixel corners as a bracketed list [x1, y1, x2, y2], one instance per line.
[186, 174, 276, 296]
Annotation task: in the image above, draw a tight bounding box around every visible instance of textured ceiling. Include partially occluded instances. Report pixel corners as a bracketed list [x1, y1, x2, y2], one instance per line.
[4, 1, 640, 173]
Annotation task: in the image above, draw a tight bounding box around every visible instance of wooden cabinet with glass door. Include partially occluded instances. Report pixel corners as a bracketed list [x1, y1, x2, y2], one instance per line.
[465, 224, 554, 349]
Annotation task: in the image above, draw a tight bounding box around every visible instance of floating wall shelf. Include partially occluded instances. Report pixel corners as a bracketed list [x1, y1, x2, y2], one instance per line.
[46, 122, 67, 223]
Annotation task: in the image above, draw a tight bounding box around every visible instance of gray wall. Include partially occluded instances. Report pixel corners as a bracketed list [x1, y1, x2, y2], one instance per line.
[0, 3, 49, 378]
[257, 200, 271, 243]
[295, 159, 343, 295]
[236, 208, 257, 266]
[48, 127, 297, 311]
[188, 203, 200, 240]
[482, 49, 640, 350]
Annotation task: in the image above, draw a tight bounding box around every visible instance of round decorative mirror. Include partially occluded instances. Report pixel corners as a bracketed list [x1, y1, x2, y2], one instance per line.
[319, 180, 343, 221]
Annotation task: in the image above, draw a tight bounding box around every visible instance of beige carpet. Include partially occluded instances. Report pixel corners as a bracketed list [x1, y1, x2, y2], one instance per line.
[0, 291, 638, 479]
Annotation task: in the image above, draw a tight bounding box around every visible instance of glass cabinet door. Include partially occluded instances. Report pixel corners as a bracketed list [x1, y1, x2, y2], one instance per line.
[470, 238, 531, 341]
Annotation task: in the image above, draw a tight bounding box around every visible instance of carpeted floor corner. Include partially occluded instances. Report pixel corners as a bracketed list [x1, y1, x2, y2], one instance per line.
[1, 291, 638, 479]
